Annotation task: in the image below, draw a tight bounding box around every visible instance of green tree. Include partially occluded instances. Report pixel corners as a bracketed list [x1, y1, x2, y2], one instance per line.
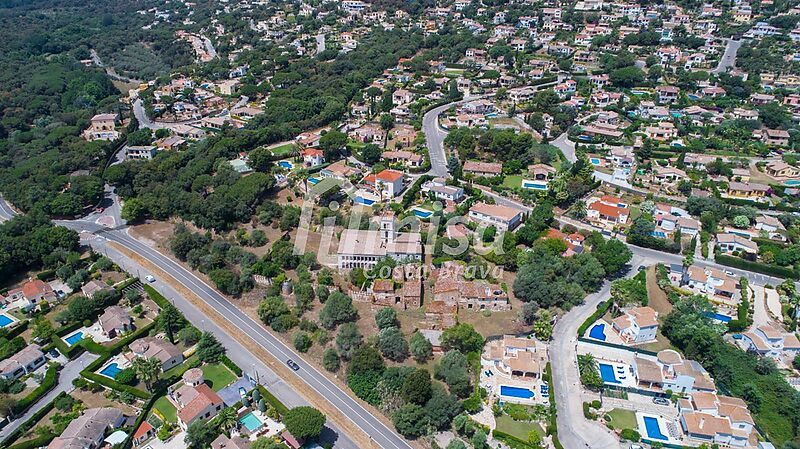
[319, 130, 348, 160]
[577, 354, 603, 390]
[336, 322, 363, 359]
[375, 307, 398, 330]
[284, 406, 326, 441]
[323, 348, 340, 372]
[319, 291, 357, 329]
[293, 332, 312, 353]
[409, 331, 433, 363]
[196, 332, 226, 363]
[159, 303, 183, 343]
[402, 369, 432, 405]
[185, 420, 215, 449]
[379, 327, 409, 361]
[393, 403, 429, 438]
[121, 198, 147, 223]
[216, 407, 238, 430]
[441, 323, 484, 353]
[131, 357, 161, 392]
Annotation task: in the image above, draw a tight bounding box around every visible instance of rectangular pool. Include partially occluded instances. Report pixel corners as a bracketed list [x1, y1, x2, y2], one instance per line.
[643, 416, 668, 441]
[499, 385, 534, 399]
[239, 412, 263, 432]
[64, 331, 84, 346]
[598, 363, 620, 384]
[0, 315, 13, 327]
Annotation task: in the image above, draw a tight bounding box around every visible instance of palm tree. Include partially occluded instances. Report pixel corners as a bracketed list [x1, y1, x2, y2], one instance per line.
[216, 407, 238, 431]
[132, 357, 161, 392]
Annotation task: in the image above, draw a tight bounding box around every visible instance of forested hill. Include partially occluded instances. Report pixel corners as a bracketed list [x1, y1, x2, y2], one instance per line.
[0, 1, 194, 216]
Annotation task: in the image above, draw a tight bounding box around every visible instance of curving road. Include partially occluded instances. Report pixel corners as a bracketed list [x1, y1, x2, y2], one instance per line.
[712, 39, 742, 75]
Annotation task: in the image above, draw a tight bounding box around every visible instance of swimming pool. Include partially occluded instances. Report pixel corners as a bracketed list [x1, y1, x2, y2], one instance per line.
[598, 363, 620, 384]
[239, 412, 263, 432]
[588, 323, 606, 341]
[499, 385, 534, 399]
[0, 315, 13, 327]
[643, 416, 668, 441]
[651, 231, 667, 238]
[522, 181, 547, 190]
[99, 363, 122, 379]
[413, 208, 433, 218]
[277, 160, 293, 169]
[784, 180, 800, 186]
[704, 311, 732, 323]
[590, 158, 601, 165]
[64, 331, 84, 346]
[355, 196, 375, 206]
[308, 177, 320, 185]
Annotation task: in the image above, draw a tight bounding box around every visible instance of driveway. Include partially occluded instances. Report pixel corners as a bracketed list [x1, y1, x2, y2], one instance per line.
[0, 352, 99, 442]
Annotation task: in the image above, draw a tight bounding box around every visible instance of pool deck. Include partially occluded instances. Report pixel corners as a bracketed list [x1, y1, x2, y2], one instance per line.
[480, 367, 548, 406]
[636, 412, 682, 445]
[583, 319, 625, 345]
[596, 360, 638, 388]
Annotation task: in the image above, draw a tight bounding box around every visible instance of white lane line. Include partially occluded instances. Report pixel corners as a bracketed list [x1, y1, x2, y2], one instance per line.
[113, 232, 409, 449]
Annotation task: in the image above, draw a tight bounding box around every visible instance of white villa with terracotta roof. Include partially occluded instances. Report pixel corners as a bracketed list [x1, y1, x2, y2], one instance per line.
[611, 306, 659, 344]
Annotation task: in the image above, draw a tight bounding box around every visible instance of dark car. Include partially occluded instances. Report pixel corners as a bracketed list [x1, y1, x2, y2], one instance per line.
[287, 359, 300, 371]
[637, 265, 646, 271]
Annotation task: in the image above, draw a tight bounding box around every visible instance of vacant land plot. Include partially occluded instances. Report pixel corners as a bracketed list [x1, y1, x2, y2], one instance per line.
[495, 415, 545, 440]
[606, 408, 637, 430]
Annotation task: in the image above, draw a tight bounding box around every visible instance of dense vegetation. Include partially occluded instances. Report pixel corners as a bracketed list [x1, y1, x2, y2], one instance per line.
[0, 214, 80, 280]
[662, 295, 800, 446]
[0, 1, 194, 216]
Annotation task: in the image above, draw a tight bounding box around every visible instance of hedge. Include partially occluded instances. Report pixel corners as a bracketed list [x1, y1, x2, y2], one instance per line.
[114, 277, 139, 292]
[1, 391, 69, 448]
[0, 320, 29, 340]
[36, 270, 56, 281]
[714, 253, 799, 279]
[12, 364, 59, 415]
[7, 433, 57, 449]
[50, 333, 86, 360]
[577, 297, 614, 336]
[492, 430, 540, 449]
[220, 355, 242, 376]
[142, 284, 169, 308]
[257, 385, 289, 417]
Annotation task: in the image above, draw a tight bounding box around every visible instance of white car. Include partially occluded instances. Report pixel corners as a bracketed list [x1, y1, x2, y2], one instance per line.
[145, 275, 156, 283]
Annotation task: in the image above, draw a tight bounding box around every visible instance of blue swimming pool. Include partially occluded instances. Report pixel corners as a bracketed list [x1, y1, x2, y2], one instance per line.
[522, 181, 547, 190]
[277, 161, 293, 169]
[500, 385, 534, 399]
[590, 158, 601, 165]
[598, 363, 620, 384]
[0, 315, 13, 327]
[703, 311, 732, 323]
[99, 363, 122, 379]
[651, 231, 667, 238]
[643, 416, 668, 441]
[355, 196, 375, 206]
[64, 332, 84, 346]
[308, 177, 320, 185]
[589, 323, 606, 341]
[413, 208, 433, 218]
[784, 180, 800, 186]
[239, 412, 263, 432]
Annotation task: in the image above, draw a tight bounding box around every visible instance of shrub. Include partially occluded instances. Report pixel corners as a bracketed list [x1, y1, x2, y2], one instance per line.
[620, 429, 641, 442]
[114, 368, 137, 385]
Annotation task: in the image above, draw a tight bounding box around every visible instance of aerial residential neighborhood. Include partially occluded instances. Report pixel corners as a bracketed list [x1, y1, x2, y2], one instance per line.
[1, 0, 800, 449]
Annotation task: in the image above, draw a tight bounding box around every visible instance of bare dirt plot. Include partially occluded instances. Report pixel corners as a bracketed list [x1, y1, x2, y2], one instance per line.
[645, 266, 673, 316]
[71, 389, 139, 415]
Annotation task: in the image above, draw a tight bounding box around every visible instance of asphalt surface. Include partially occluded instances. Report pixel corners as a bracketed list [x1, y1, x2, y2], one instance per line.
[0, 352, 99, 442]
[423, 101, 458, 177]
[711, 39, 742, 75]
[59, 222, 410, 449]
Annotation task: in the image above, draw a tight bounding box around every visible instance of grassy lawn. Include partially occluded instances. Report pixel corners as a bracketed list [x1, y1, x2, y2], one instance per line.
[153, 395, 177, 424]
[502, 175, 523, 189]
[202, 363, 236, 391]
[495, 415, 544, 440]
[606, 408, 637, 430]
[270, 143, 297, 156]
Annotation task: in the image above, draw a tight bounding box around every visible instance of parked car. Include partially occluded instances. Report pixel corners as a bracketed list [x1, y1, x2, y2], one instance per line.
[287, 359, 300, 371]
[638, 265, 646, 271]
[238, 387, 247, 398]
[145, 275, 156, 283]
[652, 397, 670, 406]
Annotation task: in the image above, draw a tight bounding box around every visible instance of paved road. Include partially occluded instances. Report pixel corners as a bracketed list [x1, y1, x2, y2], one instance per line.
[423, 101, 458, 177]
[202, 35, 217, 59]
[0, 352, 99, 442]
[712, 39, 742, 75]
[551, 258, 648, 449]
[316, 34, 326, 54]
[0, 196, 17, 221]
[131, 98, 198, 131]
[89, 49, 142, 84]
[58, 222, 411, 449]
